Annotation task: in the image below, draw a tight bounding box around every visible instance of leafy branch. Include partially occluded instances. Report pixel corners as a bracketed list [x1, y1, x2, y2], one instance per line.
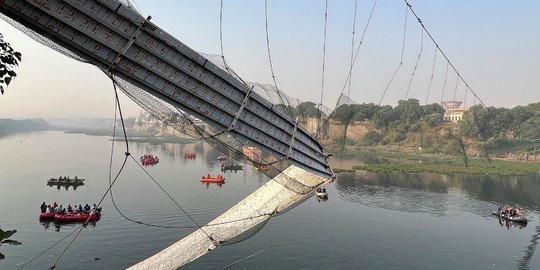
[0, 32, 22, 95]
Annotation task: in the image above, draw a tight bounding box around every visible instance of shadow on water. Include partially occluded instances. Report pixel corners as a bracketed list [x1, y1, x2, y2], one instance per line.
[0, 228, 21, 261]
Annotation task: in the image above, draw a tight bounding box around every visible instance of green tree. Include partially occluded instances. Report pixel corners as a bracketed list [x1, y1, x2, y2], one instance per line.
[422, 103, 445, 116]
[356, 103, 380, 121]
[372, 105, 398, 130]
[394, 98, 423, 124]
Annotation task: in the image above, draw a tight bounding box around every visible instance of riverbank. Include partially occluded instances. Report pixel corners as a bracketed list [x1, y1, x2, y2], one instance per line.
[59, 128, 197, 144]
[331, 151, 540, 176]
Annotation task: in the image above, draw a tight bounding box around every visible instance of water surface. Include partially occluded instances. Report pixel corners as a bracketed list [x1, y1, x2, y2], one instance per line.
[0, 131, 539, 269]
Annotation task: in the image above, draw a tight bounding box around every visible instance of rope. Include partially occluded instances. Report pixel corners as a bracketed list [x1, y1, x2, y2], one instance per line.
[424, 45, 437, 105]
[221, 245, 274, 270]
[378, 2, 408, 105]
[405, 26, 423, 100]
[17, 225, 83, 269]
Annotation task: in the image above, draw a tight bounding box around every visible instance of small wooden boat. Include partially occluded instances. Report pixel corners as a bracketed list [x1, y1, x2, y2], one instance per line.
[316, 187, 328, 199]
[492, 212, 527, 223]
[54, 213, 99, 222]
[47, 176, 85, 186]
[221, 164, 244, 172]
[39, 212, 56, 219]
[200, 175, 225, 183]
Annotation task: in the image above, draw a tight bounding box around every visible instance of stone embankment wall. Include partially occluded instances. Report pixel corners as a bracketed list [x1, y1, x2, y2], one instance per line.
[307, 119, 371, 145]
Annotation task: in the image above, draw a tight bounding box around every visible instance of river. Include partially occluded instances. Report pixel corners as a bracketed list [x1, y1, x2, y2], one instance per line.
[0, 131, 539, 269]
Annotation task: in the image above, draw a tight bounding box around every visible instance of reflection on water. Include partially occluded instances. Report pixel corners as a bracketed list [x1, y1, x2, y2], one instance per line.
[337, 170, 540, 212]
[47, 184, 84, 191]
[336, 169, 540, 270]
[2, 131, 540, 269]
[519, 224, 540, 270]
[40, 220, 97, 232]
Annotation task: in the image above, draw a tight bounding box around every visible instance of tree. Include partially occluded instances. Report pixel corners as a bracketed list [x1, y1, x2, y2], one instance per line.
[372, 105, 398, 130]
[296, 101, 320, 121]
[422, 103, 445, 116]
[394, 98, 422, 124]
[0, 33, 22, 95]
[332, 104, 362, 149]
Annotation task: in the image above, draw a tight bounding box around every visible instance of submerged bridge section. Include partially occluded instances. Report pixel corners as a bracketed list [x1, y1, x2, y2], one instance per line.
[0, 0, 333, 177]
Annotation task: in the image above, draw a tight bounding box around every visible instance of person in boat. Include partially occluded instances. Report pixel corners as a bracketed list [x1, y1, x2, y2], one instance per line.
[84, 204, 91, 213]
[40, 202, 47, 213]
[67, 204, 73, 213]
[45, 205, 52, 214]
[517, 208, 523, 217]
[207, 173, 211, 179]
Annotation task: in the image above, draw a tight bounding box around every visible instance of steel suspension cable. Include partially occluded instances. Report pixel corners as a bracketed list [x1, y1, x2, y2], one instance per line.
[452, 74, 459, 104]
[315, 0, 378, 137]
[378, 3, 408, 105]
[424, 45, 438, 105]
[47, 75, 131, 269]
[264, 0, 294, 118]
[440, 62, 449, 104]
[348, 0, 359, 100]
[317, 0, 329, 137]
[403, 0, 487, 108]
[405, 27, 423, 99]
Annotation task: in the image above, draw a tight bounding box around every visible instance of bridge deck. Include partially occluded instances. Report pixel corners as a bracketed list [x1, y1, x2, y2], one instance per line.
[0, 0, 333, 177]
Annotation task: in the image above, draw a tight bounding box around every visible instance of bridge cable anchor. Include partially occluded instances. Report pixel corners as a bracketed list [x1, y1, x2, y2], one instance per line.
[285, 116, 300, 160]
[108, 15, 152, 71]
[228, 85, 253, 132]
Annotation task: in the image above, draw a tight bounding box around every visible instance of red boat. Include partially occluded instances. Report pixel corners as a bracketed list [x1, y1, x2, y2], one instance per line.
[54, 213, 98, 222]
[39, 212, 56, 219]
[184, 153, 196, 159]
[200, 175, 225, 183]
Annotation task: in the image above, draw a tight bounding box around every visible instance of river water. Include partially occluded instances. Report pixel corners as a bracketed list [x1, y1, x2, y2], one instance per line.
[0, 131, 539, 269]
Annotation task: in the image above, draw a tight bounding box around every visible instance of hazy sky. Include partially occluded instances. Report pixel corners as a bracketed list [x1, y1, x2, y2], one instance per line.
[0, 0, 539, 118]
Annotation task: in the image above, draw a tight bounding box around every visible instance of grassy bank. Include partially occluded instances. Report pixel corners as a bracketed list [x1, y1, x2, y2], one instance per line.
[59, 128, 197, 144]
[333, 151, 540, 176]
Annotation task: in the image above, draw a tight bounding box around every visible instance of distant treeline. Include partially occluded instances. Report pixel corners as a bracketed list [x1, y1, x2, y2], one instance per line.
[323, 98, 540, 155]
[460, 102, 540, 154]
[0, 118, 49, 135]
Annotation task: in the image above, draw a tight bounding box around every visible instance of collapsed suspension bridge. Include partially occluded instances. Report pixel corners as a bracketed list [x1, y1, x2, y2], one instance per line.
[0, 0, 334, 269]
[0, 0, 489, 269]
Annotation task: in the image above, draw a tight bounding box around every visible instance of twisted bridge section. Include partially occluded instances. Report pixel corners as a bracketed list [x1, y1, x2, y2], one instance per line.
[0, 0, 333, 178]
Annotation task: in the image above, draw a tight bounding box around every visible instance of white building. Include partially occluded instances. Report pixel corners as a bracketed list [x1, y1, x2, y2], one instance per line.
[442, 101, 467, 123]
